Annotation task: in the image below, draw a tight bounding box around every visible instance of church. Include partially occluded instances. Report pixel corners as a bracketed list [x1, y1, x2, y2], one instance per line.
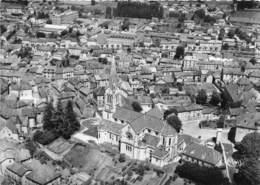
[97, 58, 178, 167]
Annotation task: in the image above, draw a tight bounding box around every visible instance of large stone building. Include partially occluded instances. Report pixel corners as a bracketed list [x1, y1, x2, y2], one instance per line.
[97, 58, 178, 167]
[51, 11, 79, 25]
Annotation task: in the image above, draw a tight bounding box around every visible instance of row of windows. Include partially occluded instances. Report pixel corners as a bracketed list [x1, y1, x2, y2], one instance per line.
[162, 137, 172, 146]
[109, 133, 119, 141]
[126, 144, 132, 152]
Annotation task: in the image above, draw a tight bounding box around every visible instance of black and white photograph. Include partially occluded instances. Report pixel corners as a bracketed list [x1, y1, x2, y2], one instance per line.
[0, 0, 259, 185]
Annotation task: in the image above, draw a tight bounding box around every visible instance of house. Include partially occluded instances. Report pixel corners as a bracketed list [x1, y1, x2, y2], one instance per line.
[106, 34, 135, 49]
[9, 81, 33, 103]
[5, 163, 31, 184]
[181, 143, 223, 167]
[56, 67, 74, 80]
[0, 118, 19, 141]
[222, 68, 246, 83]
[42, 137, 75, 161]
[175, 104, 203, 124]
[94, 87, 106, 111]
[248, 71, 260, 84]
[6, 159, 61, 185]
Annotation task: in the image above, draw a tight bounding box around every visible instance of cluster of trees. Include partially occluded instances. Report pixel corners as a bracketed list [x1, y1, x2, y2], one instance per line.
[163, 108, 182, 133]
[0, 25, 7, 34]
[235, 28, 252, 43]
[34, 100, 80, 145]
[114, 2, 164, 19]
[195, 89, 222, 106]
[36, 31, 46, 38]
[175, 161, 230, 185]
[227, 28, 252, 43]
[218, 28, 225, 40]
[36, 11, 49, 19]
[233, 132, 260, 185]
[236, 0, 259, 10]
[174, 46, 185, 59]
[18, 46, 33, 59]
[193, 9, 216, 25]
[132, 101, 143, 112]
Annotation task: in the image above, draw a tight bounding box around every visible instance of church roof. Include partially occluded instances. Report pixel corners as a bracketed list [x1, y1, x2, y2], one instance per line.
[113, 107, 142, 123]
[130, 114, 164, 134]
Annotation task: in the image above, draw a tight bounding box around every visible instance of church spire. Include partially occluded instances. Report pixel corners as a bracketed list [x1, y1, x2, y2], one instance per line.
[109, 56, 119, 90]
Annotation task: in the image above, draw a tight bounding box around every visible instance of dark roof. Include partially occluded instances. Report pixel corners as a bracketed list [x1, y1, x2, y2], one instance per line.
[83, 126, 98, 138]
[130, 114, 164, 134]
[183, 143, 222, 166]
[113, 107, 142, 123]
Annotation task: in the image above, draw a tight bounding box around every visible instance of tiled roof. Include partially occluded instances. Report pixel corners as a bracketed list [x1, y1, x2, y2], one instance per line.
[183, 143, 222, 166]
[113, 107, 142, 123]
[98, 119, 124, 135]
[24, 159, 61, 185]
[130, 114, 164, 134]
[152, 148, 169, 159]
[161, 122, 177, 137]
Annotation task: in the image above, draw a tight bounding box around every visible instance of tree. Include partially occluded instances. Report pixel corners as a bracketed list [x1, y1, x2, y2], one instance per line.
[175, 162, 230, 185]
[218, 28, 225, 40]
[227, 29, 235, 39]
[43, 102, 55, 130]
[194, 9, 205, 19]
[234, 158, 260, 185]
[228, 127, 236, 143]
[196, 89, 207, 105]
[132, 101, 143, 112]
[36, 32, 46, 38]
[209, 91, 221, 106]
[166, 115, 182, 133]
[64, 100, 80, 137]
[174, 46, 184, 59]
[154, 38, 161, 48]
[127, 47, 131, 53]
[222, 43, 229, 50]
[0, 25, 7, 34]
[91, 0, 95, 5]
[249, 57, 257, 65]
[121, 18, 130, 31]
[25, 139, 37, 156]
[164, 108, 178, 120]
[239, 132, 260, 159]
[233, 132, 260, 185]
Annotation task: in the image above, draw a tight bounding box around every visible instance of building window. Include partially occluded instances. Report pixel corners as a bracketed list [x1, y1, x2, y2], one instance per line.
[110, 133, 114, 140]
[126, 145, 132, 152]
[169, 138, 171, 146]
